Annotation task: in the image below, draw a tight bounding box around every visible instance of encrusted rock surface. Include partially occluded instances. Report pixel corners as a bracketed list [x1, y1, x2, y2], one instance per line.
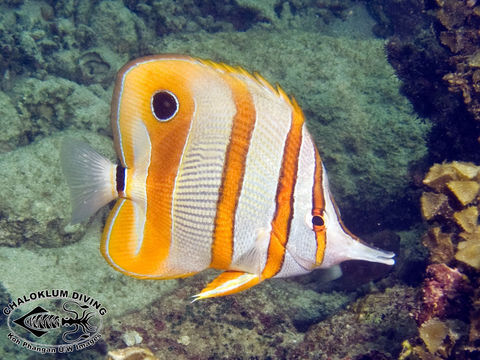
[415, 161, 480, 358]
[101, 280, 416, 359]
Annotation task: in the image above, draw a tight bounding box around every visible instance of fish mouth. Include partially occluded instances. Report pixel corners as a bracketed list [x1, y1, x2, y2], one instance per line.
[349, 240, 396, 266]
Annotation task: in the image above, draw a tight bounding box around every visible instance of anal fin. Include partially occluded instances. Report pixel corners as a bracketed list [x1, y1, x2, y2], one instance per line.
[192, 271, 261, 301]
[235, 227, 271, 274]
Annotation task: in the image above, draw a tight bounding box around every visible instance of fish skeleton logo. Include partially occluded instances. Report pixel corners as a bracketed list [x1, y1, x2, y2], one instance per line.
[3, 289, 106, 354]
[13, 302, 97, 341]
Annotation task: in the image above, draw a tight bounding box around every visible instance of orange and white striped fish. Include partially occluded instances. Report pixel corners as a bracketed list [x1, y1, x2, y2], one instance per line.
[61, 54, 394, 300]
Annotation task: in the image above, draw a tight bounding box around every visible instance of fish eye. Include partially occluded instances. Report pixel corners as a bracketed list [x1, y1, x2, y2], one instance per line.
[151, 90, 178, 122]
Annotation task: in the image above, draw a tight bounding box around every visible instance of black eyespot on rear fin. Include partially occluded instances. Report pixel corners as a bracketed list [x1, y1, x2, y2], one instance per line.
[312, 215, 324, 227]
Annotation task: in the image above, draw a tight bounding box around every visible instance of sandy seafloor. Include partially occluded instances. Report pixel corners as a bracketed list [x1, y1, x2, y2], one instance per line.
[0, 1, 432, 359]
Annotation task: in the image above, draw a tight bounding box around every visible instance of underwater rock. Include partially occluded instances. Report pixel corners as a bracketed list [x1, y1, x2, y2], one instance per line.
[0, 283, 11, 325]
[100, 272, 360, 359]
[418, 263, 471, 324]
[377, 0, 479, 164]
[296, 285, 418, 359]
[90, 1, 143, 56]
[366, 0, 426, 40]
[10, 76, 110, 143]
[123, 0, 347, 35]
[418, 161, 480, 357]
[0, 90, 27, 153]
[0, 131, 114, 247]
[422, 227, 455, 265]
[78, 48, 119, 87]
[235, 0, 278, 23]
[436, 0, 480, 122]
[470, 284, 480, 345]
[0, 1, 127, 87]
[3, 0, 23, 7]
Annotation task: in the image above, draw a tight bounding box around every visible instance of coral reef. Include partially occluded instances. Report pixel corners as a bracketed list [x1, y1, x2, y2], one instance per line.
[436, 0, 480, 122]
[0, 1, 432, 359]
[371, 0, 480, 164]
[415, 161, 480, 358]
[100, 280, 417, 359]
[421, 161, 480, 271]
[417, 264, 471, 324]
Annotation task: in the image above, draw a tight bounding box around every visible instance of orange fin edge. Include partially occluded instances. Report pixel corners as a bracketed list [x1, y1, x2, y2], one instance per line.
[192, 271, 261, 301]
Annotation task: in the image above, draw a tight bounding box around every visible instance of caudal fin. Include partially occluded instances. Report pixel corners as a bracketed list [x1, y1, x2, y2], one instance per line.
[60, 138, 117, 224]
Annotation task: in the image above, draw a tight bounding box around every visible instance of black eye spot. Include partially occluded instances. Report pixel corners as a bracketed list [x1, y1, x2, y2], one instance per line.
[312, 215, 324, 227]
[151, 90, 178, 122]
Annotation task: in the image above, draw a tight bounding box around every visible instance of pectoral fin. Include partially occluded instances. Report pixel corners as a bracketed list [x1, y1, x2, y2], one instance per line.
[192, 271, 261, 301]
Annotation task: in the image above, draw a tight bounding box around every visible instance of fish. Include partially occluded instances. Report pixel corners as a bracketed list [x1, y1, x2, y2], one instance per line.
[61, 54, 395, 300]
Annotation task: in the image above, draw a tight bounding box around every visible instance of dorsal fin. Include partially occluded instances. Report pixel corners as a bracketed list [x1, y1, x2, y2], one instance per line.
[196, 58, 305, 123]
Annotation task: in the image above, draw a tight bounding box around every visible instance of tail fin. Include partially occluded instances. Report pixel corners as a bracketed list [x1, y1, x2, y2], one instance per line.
[60, 138, 117, 224]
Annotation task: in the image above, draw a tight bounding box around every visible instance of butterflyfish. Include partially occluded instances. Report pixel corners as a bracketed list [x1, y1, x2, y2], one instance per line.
[61, 54, 395, 300]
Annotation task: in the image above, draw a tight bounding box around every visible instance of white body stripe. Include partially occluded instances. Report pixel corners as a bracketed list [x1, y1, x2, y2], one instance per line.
[231, 76, 293, 274]
[168, 70, 236, 273]
[104, 120, 152, 271]
[130, 121, 151, 255]
[104, 198, 155, 277]
[275, 126, 317, 277]
[104, 198, 126, 273]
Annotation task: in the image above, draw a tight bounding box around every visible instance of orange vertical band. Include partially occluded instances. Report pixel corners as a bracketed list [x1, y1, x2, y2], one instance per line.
[312, 147, 326, 265]
[262, 99, 304, 279]
[210, 74, 256, 269]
